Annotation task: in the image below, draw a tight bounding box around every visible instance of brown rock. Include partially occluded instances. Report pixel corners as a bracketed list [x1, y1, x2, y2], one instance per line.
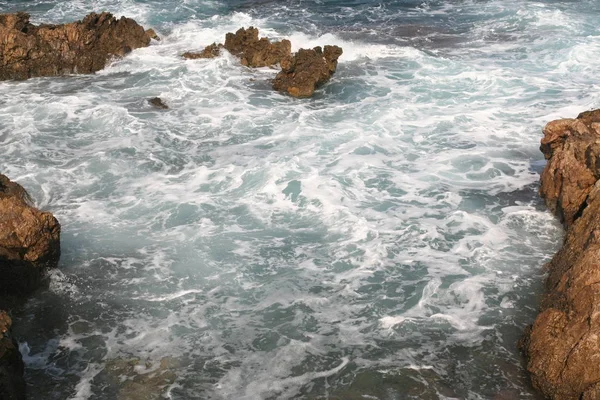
[182, 27, 291, 67]
[0, 311, 25, 400]
[0, 12, 154, 80]
[182, 43, 222, 60]
[148, 97, 168, 110]
[0, 174, 60, 294]
[273, 45, 343, 98]
[522, 109, 600, 399]
[145, 28, 160, 41]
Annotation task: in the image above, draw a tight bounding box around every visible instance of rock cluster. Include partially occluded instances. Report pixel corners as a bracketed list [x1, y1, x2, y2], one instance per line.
[0, 12, 156, 80]
[522, 109, 600, 399]
[0, 173, 61, 398]
[183, 27, 291, 68]
[182, 27, 342, 98]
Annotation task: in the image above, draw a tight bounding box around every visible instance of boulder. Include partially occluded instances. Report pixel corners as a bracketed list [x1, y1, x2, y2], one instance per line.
[272, 45, 343, 98]
[0, 312, 25, 400]
[182, 27, 291, 67]
[0, 12, 156, 80]
[0, 174, 60, 294]
[148, 97, 168, 110]
[522, 109, 600, 399]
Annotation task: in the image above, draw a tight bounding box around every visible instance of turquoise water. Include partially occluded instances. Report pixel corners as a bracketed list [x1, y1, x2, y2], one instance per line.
[2, 0, 598, 398]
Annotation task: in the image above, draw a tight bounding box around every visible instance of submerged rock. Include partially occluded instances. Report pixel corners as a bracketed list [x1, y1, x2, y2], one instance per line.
[182, 27, 291, 67]
[0, 312, 25, 400]
[522, 109, 600, 399]
[0, 174, 61, 294]
[273, 45, 343, 98]
[102, 356, 181, 400]
[148, 97, 168, 110]
[182, 43, 221, 60]
[0, 12, 155, 80]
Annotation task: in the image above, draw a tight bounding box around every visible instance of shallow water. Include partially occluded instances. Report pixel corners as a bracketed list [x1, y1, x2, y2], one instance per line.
[1, 0, 597, 398]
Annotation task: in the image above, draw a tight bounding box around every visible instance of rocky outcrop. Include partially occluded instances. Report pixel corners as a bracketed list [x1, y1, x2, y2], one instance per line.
[0, 174, 60, 294]
[0, 12, 156, 80]
[0, 312, 25, 400]
[182, 27, 291, 67]
[272, 45, 343, 98]
[522, 109, 600, 399]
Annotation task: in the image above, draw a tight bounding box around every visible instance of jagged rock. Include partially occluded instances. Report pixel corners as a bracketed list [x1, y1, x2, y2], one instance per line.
[273, 45, 343, 98]
[182, 27, 291, 67]
[538, 109, 600, 227]
[522, 109, 600, 399]
[0, 311, 25, 400]
[0, 12, 154, 80]
[148, 97, 168, 110]
[182, 43, 221, 60]
[0, 174, 60, 294]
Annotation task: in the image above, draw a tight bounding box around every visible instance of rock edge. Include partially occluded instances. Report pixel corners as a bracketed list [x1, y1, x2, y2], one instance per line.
[522, 109, 600, 399]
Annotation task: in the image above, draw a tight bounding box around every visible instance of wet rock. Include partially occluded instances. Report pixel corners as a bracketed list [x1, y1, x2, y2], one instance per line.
[0, 174, 61, 294]
[148, 97, 168, 110]
[522, 109, 600, 399]
[183, 27, 291, 67]
[145, 28, 160, 41]
[0, 312, 25, 400]
[0, 12, 154, 80]
[103, 356, 181, 400]
[182, 43, 221, 60]
[273, 45, 343, 98]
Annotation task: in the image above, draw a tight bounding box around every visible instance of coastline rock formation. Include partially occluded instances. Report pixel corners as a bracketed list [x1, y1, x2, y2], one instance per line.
[182, 27, 343, 98]
[522, 109, 600, 399]
[0, 174, 61, 399]
[0, 12, 156, 80]
[182, 27, 291, 68]
[0, 174, 61, 294]
[273, 45, 343, 98]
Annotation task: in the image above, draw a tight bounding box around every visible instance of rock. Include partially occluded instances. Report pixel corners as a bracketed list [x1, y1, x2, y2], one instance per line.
[273, 45, 343, 98]
[148, 97, 168, 110]
[0, 12, 154, 80]
[0, 174, 60, 294]
[102, 356, 181, 400]
[182, 27, 291, 67]
[145, 28, 160, 41]
[538, 110, 600, 227]
[522, 109, 600, 399]
[182, 43, 221, 60]
[0, 311, 25, 400]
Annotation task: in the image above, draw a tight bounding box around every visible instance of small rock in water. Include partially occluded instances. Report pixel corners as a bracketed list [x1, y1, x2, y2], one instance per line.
[145, 28, 160, 41]
[148, 97, 169, 110]
[273, 45, 343, 98]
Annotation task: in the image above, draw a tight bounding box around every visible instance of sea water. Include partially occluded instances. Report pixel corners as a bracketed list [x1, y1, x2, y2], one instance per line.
[1, 0, 598, 399]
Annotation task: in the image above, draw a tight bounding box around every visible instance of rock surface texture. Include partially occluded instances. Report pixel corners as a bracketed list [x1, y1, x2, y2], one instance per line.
[182, 27, 291, 67]
[522, 109, 600, 399]
[273, 45, 343, 98]
[0, 12, 154, 80]
[0, 174, 60, 294]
